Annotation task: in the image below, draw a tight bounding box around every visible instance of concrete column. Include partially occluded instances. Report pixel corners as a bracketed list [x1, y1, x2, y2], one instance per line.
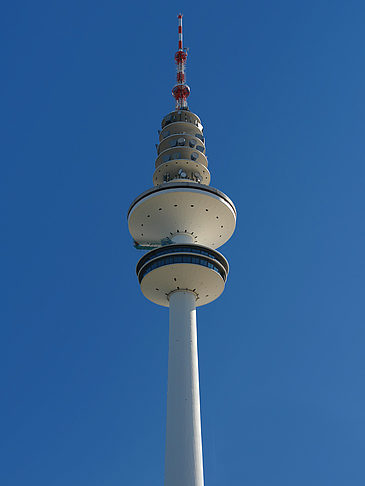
[171, 233, 194, 244]
[164, 290, 204, 486]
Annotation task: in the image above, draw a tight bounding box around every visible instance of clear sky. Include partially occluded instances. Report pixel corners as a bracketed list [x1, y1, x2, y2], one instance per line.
[2, 1, 365, 485]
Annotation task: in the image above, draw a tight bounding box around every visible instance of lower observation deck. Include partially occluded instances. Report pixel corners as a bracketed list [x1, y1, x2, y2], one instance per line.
[137, 244, 229, 307]
[128, 182, 236, 249]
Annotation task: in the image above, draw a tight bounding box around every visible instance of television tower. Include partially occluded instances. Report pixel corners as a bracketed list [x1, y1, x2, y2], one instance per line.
[127, 14, 236, 486]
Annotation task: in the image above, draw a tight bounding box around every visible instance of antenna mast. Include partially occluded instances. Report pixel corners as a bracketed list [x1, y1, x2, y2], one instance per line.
[172, 14, 190, 110]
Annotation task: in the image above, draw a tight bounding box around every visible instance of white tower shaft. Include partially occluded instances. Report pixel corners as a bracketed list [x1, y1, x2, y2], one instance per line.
[164, 290, 204, 486]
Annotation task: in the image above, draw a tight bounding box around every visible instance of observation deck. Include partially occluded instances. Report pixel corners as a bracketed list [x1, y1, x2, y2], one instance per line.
[128, 181, 236, 249]
[137, 244, 228, 307]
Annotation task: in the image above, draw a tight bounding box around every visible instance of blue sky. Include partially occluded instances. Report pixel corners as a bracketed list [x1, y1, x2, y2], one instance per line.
[1, 1, 365, 484]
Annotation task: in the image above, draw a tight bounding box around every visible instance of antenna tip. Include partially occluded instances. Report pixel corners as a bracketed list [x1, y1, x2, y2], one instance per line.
[178, 13, 183, 18]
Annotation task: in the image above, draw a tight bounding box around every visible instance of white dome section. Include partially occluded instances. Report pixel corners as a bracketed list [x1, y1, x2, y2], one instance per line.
[140, 263, 225, 307]
[128, 183, 236, 249]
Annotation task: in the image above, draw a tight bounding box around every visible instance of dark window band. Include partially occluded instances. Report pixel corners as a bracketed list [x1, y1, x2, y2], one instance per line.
[136, 244, 228, 275]
[138, 254, 226, 283]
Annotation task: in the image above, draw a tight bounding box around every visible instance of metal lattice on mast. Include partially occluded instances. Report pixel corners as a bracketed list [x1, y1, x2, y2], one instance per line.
[172, 14, 190, 110]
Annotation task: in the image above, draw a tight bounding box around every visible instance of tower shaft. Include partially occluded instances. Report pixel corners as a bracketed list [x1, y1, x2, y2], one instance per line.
[165, 290, 204, 486]
[127, 13, 236, 484]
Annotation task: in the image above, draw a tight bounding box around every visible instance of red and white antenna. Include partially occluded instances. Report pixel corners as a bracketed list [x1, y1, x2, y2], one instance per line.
[172, 14, 190, 110]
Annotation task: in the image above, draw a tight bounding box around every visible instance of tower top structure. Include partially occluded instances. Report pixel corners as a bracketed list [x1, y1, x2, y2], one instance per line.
[172, 14, 190, 110]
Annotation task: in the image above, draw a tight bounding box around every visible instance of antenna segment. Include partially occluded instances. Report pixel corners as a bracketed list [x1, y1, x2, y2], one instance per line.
[172, 14, 190, 110]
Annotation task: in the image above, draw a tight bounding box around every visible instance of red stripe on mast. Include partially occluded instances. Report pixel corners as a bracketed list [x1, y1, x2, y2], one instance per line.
[172, 13, 190, 110]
